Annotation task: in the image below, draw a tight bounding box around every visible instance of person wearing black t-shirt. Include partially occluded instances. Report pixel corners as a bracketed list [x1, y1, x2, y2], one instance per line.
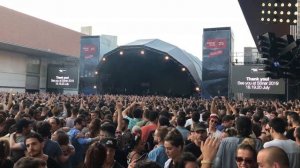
[184, 122, 208, 160]
[286, 112, 300, 141]
[24, 132, 61, 168]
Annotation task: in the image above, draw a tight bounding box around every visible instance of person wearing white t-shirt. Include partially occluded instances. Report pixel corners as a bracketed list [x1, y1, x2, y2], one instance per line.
[264, 118, 300, 168]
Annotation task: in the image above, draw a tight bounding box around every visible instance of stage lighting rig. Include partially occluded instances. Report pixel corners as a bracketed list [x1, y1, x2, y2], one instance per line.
[260, 0, 297, 24]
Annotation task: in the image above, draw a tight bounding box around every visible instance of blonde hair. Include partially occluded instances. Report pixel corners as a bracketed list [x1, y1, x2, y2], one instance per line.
[241, 138, 256, 148]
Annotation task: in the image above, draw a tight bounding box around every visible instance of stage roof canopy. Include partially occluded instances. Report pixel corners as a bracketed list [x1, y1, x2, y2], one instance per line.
[105, 39, 202, 86]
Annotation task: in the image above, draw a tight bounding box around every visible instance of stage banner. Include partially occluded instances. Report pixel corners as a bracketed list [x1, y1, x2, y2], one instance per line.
[202, 27, 231, 98]
[80, 36, 100, 77]
[79, 36, 100, 94]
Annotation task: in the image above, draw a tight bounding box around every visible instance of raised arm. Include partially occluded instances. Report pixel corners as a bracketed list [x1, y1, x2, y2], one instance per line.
[6, 90, 13, 111]
[122, 101, 136, 118]
[210, 97, 218, 114]
[200, 137, 221, 168]
[116, 102, 123, 132]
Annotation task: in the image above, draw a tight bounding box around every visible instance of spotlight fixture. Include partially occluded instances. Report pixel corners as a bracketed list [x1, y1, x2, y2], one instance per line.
[119, 51, 123, 55]
[260, 0, 296, 25]
[140, 50, 145, 55]
[181, 67, 186, 72]
[93, 85, 97, 89]
[195, 87, 200, 92]
[95, 71, 98, 75]
[165, 56, 169, 60]
[102, 57, 106, 61]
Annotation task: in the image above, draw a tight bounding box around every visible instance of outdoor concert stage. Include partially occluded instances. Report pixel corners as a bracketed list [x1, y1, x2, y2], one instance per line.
[96, 39, 202, 97]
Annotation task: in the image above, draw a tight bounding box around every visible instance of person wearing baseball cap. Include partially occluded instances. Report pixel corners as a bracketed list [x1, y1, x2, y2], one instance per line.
[101, 138, 124, 168]
[184, 122, 208, 159]
[208, 114, 222, 139]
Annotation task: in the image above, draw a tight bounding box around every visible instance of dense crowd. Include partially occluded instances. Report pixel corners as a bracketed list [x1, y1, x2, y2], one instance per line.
[0, 91, 299, 168]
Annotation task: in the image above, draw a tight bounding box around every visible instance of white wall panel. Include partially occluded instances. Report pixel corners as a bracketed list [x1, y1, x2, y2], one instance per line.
[0, 51, 27, 88]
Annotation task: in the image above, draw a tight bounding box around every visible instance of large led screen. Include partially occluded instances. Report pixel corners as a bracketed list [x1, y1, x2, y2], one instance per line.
[47, 65, 78, 89]
[231, 65, 285, 94]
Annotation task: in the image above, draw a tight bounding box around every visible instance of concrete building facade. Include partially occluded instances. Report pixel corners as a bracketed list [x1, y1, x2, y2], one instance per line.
[0, 5, 81, 93]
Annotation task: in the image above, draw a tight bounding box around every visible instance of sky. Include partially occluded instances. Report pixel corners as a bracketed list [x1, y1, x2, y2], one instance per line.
[0, 0, 256, 59]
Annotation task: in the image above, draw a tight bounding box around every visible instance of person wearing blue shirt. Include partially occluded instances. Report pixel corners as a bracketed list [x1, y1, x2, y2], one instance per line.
[68, 117, 99, 168]
[147, 126, 169, 168]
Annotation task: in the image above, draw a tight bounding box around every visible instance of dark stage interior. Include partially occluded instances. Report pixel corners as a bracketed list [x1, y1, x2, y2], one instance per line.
[97, 48, 197, 97]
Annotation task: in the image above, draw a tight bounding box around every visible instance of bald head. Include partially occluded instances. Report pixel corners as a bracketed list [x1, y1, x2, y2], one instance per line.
[257, 147, 289, 168]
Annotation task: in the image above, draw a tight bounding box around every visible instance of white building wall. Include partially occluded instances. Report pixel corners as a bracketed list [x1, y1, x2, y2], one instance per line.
[0, 50, 27, 92]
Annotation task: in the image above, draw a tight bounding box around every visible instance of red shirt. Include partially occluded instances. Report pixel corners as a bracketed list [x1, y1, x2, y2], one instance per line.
[141, 123, 157, 142]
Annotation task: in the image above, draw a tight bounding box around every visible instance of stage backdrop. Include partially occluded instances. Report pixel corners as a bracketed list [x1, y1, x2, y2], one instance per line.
[202, 27, 232, 98]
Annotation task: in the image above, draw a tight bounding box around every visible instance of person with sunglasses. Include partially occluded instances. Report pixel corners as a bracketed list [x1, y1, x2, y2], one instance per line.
[207, 114, 222, 139]
[214, 116, 263, 168]
[235, 143, 258, 168]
